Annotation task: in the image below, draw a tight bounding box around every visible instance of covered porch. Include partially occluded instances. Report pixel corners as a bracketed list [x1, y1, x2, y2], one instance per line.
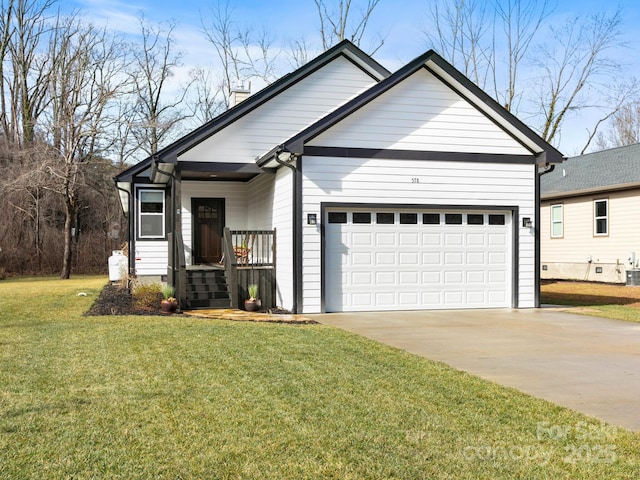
[159, 159, 278, 311]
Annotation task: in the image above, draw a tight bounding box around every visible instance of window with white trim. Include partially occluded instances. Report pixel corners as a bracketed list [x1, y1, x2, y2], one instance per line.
[550, 204, 563, 238]
[594, 199, 608, 236]
[138, 189, 165, 238]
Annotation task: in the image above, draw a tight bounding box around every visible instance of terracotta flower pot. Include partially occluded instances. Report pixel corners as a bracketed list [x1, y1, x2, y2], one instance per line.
[160, 299, 178, 313]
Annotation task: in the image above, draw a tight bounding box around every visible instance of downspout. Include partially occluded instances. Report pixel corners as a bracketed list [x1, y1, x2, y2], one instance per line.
[115, 182, 134, 279]
[274, 146, 301, 313]
[535, 163, 557, 307]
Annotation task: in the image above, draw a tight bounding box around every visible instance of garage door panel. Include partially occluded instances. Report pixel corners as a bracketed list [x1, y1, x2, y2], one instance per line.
[325, 208, 512, 312]
[467, 252, 485, 264]
[422, 252, 442, 265]
[488, 252, 507, 265]
[422, 271, 441, 283]
[352, 232, 373, 246]
[445, 252, 464, 264]
[466, 233, 486, 246]
[399, 233, 419, 245]
[351, 271, 372, 285]
[489, 233, 507, 245]
[351, 252, 373, 266]
[467, 271, 485, 283]
[445, 233, 464, 245]
[399, 252, 419, 265]
[376, 271, 396, 284]
[423, 233, 442, 245]
[399, 271, 419, 284]
[375, 232, 396, 245]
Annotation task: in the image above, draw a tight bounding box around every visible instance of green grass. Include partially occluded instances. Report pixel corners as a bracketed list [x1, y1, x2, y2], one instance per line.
[2, 277, 640, 479]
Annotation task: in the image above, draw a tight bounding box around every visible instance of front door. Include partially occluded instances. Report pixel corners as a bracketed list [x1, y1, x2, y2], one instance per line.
[192, 198, 225, 264]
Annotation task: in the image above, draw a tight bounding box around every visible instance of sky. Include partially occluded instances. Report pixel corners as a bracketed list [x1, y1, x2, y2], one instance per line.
[66, 0, 640, 156]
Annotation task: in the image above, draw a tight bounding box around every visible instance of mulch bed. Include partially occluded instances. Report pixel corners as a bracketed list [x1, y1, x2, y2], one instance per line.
[84, 283, 168, 316]
[84, 283, 313, 324]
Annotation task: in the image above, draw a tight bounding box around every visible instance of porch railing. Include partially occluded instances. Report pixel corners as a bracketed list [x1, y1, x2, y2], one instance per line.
[222, 228, 277, 309]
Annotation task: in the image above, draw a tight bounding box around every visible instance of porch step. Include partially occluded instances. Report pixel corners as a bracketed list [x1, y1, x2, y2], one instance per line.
[185, 269, 231, 310]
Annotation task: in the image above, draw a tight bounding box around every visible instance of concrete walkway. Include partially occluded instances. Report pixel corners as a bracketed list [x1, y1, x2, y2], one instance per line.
[310, 308, 640, 432]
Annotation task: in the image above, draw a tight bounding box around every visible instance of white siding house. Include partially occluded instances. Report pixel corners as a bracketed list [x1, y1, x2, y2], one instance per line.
[116, 41, 563, 313]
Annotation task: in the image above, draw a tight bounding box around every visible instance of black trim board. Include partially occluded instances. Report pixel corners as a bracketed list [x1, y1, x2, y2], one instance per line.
[319, 202, 520, 313]
[304, 146, 539, 164]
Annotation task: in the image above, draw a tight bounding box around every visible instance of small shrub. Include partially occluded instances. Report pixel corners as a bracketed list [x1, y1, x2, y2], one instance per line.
[161, 284, 175, 300]
[132, 282, 162, 311]
[248, 284, 258, 300]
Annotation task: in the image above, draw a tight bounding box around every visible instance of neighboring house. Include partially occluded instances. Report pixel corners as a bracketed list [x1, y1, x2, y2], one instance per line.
[115, 40, 563, 314]
[541, 144, 640, 284]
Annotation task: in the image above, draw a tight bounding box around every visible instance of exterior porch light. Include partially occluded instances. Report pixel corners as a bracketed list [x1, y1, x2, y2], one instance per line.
[307, 213, 317, 225]
[522, 217, 532, 228]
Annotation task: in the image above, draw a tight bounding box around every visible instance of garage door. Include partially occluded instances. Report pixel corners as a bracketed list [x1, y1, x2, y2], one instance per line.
[325, 208, 512, 312]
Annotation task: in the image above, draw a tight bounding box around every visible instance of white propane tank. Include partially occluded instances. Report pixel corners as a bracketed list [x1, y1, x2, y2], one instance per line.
[108, 250, 127, 282]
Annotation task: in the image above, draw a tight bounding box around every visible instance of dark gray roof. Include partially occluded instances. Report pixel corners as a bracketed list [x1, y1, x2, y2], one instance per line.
[541, 143, 640, 199]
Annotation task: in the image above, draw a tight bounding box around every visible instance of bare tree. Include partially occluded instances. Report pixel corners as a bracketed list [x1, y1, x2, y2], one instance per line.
[3, 0, 57, 146]
[130, 16, 191, 156]
[426, 1, 630, 149]
[534, 9, 629, 145]
[45, 16, 126, 278]
[188, 66, 226, 124]
[593, 100, 640, 150]
[200, 0, 280, 110]
[314, 0, 384, 54]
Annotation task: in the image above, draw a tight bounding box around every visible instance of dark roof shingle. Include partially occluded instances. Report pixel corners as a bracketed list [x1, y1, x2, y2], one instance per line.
[541, 143, 640, 198]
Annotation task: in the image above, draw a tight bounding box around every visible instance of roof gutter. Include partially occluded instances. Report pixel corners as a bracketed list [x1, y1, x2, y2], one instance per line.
[273, 145, 302, 314]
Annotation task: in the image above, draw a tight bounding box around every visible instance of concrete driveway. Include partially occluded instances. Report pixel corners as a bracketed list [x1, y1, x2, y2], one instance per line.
[310, 308, 640, 432]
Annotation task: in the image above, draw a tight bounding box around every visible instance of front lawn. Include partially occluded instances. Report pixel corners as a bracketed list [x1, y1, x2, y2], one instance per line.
[1, 276, 640, 478]
[541, 280, 640, 323]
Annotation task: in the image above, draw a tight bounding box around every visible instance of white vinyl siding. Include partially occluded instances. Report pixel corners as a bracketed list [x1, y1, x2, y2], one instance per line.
[309, 69, 531, 155]
[134, 241, 168, 276]
[247, 174, 275, 230]
[551, 204, 563, 238]
[177, 56, 378, 164]
[301, 157, 537, 313]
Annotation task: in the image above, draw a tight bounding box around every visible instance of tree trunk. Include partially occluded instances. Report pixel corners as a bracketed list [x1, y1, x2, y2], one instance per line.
[60, 198, 73, 279]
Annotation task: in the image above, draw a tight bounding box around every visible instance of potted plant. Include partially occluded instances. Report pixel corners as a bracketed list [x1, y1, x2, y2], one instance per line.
[160, 284, 178, 313]
[244, 284, 260, 312]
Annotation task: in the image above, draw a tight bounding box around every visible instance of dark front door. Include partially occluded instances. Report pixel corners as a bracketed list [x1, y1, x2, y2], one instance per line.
[192, 198, 225, 264]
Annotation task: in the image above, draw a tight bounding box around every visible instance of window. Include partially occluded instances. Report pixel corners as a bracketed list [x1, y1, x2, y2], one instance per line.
[594, 199, 608, 236]
[138, 189, 165, 238]
[327, 212, 347, 224]
[399, 213, 418, 224]
[488, 214, 506, 225]
[467, 214, 484, 225]
[445, 213, 463, 225]
[550, 204, 563, 238]
[376, 212, 394, 224]
[352, 212, 371, 224]
[423, 213, 440, 225]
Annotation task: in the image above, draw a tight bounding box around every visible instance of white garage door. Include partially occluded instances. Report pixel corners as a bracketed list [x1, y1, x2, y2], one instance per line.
[325, 208, 512, 312]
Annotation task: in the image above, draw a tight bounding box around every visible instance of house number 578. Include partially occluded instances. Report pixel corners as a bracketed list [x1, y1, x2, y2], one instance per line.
[411, 178, 420, 183]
